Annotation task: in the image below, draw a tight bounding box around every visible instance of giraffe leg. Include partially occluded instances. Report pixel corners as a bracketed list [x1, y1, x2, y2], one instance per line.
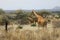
[42, 22, 47, 29]
[38, 22, 40, 27]
[38, 22, 42, 30]
[38, 24, 40, 31]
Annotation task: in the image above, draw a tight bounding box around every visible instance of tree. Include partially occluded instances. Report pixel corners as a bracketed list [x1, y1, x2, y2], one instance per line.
[38, 10, 51, 18]
[2, 15, 9, 31]
[15, 10, 30, 24]
[15, 10, 24, 19]
[0, 9, 5, 15]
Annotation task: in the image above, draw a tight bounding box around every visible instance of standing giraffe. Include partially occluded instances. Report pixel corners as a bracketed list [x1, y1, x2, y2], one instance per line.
[32, 9, 47, 27]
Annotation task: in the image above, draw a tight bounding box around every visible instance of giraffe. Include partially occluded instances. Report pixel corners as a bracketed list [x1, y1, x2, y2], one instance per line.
[32, 9, 47, 27]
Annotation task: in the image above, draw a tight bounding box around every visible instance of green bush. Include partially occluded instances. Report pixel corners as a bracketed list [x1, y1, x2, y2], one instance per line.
[55, 17, 59, 19]
[17, 25, 23, 29]
[31, 23, 36, 27]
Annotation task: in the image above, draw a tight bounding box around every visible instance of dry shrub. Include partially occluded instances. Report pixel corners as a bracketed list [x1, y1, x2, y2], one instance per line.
[52, 20, 60, 28]
[20, 30, 35, 40]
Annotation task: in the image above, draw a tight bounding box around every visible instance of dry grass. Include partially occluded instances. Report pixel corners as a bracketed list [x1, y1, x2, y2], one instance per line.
[0, 23, 60, 40]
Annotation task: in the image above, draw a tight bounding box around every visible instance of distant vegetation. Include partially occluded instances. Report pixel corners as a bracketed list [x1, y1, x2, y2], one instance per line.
[0, 9, 60, 25]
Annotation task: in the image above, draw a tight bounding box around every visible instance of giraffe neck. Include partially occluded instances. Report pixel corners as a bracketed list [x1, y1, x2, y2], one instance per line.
[33, 11, 44, 19]
[33, 11, 39, 18]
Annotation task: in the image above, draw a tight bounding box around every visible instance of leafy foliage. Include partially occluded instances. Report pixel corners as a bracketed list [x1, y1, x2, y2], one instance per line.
[0, 9, 5, 15]
[17, 25, 23, 29]
[0, 9, 59, 25]
[39, 11, 51, 18]
[31, 23, 36, 27]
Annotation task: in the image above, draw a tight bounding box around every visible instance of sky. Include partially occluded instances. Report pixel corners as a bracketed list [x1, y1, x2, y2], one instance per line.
[0, 0, 60, 10]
